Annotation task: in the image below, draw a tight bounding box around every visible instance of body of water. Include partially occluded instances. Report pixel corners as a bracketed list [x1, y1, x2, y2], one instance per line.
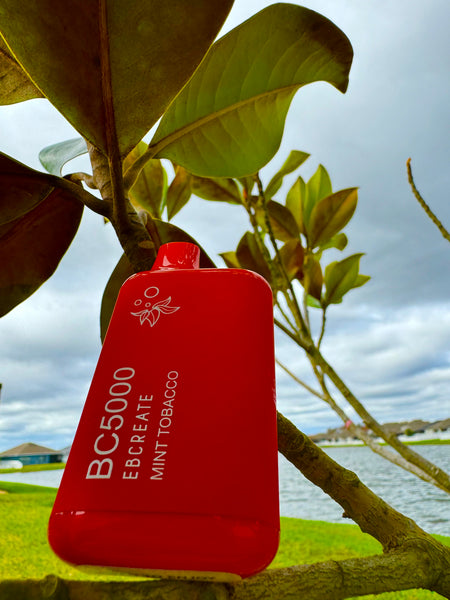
[279, 444, 449, 536]
[1, 445, 448, 536]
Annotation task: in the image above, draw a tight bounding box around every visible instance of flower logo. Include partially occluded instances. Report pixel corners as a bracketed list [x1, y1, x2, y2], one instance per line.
[131, 286, 180, 327]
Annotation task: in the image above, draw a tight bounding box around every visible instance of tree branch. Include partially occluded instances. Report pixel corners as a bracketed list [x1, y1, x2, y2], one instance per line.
[407, 158, 450, 243]
[51, 175, 111, 218]
[87, 142, 157, 272]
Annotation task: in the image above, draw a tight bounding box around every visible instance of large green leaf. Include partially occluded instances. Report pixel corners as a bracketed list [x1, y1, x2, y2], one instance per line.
[150, 4, 352, 177]
[39, 138, 88, 176]
[0, 190, 83, 317]
[0, 0, 233, 157]
[0, 35, 43, 104]
[100, 220, 215, 341]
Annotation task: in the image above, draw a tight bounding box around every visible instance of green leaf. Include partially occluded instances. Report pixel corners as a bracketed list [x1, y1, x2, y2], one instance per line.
[191, 176, 242, 204]
[303, 165, 332, 238]
[236, 232, 271, 283]
[123, 142, 167, 219]
[220, 251, 241, 269]
[323, 253, 367, 307]
[308, 164, 332, 200]
[150, 4, 353, 177]
[308, 188, 358, 249]
[166, 166, 192, 221]
[39, 138, 88, 176]
[278, 239, 304, 281]
[256, 200, 300, 242]
[0, 190, 83, 317]
[320, 232, 348, 252]
[306, 295, 322, 309]
[265, 150, 310, 199]
[352, 274, 371, 289]
[286, 176, 307, 234]
[302, 254, 323, 300]
[0, 1, 233, 157]
[100, 220, 215, 341]
[0, 35, 43, 104]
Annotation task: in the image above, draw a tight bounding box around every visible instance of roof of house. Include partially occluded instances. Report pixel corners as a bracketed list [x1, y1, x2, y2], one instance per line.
[0, 442, 61, 457]
[381, 420, 430, 435]
[430, 418, 450, 430]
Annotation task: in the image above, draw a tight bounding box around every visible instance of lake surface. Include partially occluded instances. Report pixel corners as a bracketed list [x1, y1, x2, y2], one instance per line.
[279, 444, 449, 536]
[1, 445, 448, 536]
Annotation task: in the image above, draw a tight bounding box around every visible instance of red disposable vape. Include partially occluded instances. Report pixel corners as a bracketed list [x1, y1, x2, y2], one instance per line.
[48, 242, 279, 580]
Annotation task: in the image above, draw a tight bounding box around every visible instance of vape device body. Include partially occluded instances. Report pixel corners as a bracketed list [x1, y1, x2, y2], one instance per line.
[48, 242, 279, 580]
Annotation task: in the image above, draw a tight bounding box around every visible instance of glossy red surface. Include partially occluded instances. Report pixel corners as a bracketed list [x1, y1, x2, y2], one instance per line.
[48, 242, 279, 579]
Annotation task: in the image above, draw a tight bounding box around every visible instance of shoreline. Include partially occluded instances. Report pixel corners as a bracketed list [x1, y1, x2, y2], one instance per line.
[317, 438, 450, 449]
[1, 441, 448, 475]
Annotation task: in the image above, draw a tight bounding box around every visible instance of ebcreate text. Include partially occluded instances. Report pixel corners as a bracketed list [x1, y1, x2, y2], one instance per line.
[85, 368, 178, 480]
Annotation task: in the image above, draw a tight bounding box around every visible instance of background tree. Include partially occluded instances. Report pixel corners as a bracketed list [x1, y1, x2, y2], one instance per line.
[0, 1, 449, 598]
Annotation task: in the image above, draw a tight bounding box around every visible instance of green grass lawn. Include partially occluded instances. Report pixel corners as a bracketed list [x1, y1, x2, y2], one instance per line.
[0, 480, 448, 599]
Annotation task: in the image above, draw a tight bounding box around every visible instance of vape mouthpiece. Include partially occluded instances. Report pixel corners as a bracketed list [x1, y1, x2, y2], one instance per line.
[152, 242, 200, 271]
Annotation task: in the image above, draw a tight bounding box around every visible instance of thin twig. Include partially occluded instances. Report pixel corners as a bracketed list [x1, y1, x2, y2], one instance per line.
[407, 158, 450, 242]
[275, 299, 298, 334]
[276, 358, 326, 401]
[274, 318, 305, 346]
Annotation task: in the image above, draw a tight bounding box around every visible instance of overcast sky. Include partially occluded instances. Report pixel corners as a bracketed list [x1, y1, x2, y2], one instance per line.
[0, 0, 449, 452]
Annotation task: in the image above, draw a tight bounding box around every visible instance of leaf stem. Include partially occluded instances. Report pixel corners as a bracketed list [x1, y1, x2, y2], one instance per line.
[317, 308, 327, 349]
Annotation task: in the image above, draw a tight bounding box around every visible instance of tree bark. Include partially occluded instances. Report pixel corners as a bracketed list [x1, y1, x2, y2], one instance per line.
[87, 142, 158, 272]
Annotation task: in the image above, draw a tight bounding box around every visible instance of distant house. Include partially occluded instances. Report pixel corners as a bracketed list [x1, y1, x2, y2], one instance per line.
[0, 442, 64, 466]
[429, 418, 450, 433]
[60, 446, 72, 462]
